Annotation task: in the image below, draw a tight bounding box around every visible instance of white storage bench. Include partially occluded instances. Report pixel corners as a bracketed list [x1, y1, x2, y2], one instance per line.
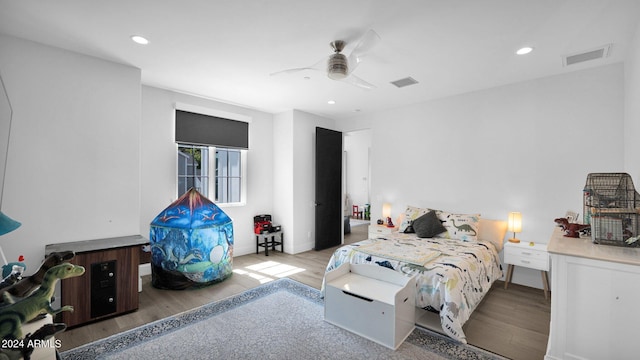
[324, 263, 417, 350]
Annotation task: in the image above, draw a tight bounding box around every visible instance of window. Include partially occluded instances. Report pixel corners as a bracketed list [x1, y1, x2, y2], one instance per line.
[177, 144, 244, 204]
[175, 107, 249, 205]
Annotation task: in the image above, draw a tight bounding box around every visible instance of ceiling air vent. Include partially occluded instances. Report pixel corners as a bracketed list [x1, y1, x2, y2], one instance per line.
[563, 44, 612, 67]
[390, 77, 419, 88]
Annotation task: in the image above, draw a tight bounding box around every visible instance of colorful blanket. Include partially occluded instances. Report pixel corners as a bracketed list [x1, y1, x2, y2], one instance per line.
[354, 236, 441, 266]
[322, 234, 503, 344]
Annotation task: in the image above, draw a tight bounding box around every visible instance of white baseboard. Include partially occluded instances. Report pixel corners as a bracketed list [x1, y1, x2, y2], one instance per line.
[139, 263, 151, 276]
[139, 263, 151, 292]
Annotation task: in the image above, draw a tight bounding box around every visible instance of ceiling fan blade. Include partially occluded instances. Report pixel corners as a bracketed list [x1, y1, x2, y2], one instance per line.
[347, 29, 381, 73]
[270, 56, 327, 77]
[342, 74, 376, 90]
[270, 67, 316, 77]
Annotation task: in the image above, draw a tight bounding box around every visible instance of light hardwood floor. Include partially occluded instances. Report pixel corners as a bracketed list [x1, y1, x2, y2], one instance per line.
[57, 224, 550, 359]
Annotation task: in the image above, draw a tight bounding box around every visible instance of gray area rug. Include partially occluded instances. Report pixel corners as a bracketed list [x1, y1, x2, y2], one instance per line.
[60, 278, 505, 360]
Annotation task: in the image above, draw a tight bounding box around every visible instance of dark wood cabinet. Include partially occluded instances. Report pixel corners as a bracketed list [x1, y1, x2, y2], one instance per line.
[45, 235, 147, 328]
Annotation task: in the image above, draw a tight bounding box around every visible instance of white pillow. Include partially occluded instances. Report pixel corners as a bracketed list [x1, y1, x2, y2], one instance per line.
[437, 210, 481, 242]
[398, 205, 432, 233]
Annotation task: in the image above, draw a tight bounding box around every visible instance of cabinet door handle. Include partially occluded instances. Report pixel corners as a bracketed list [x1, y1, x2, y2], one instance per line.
[342, 290, 373, 302]
[521, 252, 532, 255]
[520, 260, 531, 264]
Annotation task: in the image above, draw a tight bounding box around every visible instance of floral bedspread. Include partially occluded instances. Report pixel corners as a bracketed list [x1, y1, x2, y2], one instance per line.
[322, 233, 503, 344]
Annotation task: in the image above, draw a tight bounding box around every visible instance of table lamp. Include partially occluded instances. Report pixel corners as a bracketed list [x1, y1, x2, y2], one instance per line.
[382, 203, 394, 227]
[508, 212, 522, 243]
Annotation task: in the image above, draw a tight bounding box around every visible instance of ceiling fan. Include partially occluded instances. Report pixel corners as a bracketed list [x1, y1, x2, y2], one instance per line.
[270, 29, 381, 90]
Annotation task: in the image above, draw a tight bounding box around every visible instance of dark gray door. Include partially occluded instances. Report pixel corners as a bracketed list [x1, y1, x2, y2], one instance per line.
[315, 127, 342, 250]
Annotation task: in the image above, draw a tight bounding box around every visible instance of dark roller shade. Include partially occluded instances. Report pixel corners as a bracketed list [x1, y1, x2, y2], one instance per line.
[176, 110, 249, 149]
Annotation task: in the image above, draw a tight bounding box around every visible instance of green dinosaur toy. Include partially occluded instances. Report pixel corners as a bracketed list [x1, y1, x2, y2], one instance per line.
[0, 263, 85, 341]
[0, 251, 75, 302]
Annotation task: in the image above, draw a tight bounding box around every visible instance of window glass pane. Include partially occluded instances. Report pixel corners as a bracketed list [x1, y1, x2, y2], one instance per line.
[199, 149, 209, 195]
[229, 150, 241, 177]
[178, 177, 187, 195]
[229, 178, 241, 203]
[216, 177, 229, 203]
[216, 149, 228, 177]
[177, 144, 208, 198]
[186, 177, 196, 191]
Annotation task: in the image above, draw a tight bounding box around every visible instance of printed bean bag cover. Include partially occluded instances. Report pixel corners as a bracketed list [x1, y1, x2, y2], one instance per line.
[150, 188, 233, 289]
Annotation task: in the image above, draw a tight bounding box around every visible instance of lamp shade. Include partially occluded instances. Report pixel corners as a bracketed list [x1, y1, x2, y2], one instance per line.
[0, 211, 21, 236]
[508, 212, 522, 233]
[382, 203, 391, 218]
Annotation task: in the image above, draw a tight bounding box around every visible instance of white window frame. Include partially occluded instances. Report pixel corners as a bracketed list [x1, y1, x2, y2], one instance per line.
[210, 146, 247, 207]
[176, 144, 247, 207]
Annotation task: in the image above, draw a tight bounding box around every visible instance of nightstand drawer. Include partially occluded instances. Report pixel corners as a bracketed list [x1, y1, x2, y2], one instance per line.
[506, 254, 548, 271]
[368, 225, 397, 239]
[504, 244, 549, 271]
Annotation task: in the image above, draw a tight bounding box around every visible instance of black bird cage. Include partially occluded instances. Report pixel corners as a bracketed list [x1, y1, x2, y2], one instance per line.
[583, 173, 640, 247]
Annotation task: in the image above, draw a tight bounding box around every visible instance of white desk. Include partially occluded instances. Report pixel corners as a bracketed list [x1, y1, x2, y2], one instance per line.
[545, 227, 640, 360]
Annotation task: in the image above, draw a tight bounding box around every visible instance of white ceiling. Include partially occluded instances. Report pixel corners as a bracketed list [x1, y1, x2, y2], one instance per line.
[1, 0, 639, 120]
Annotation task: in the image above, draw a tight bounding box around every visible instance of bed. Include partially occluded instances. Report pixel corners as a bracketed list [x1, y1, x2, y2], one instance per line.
[322, 206, 507, 344]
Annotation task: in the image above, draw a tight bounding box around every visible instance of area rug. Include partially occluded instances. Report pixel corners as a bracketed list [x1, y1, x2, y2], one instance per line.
[60, 278, 505, 360]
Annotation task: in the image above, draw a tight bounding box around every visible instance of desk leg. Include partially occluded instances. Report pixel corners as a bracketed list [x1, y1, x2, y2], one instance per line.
[264, 236, 269, 256]
[281, 232, 284, 253]
[256, 235, 259, 254]
[541, 270, 550, 300]
[504, 264, 514, 290]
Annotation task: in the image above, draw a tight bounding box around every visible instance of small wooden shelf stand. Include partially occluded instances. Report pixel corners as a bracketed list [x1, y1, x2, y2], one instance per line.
[255, 230, 284, 256]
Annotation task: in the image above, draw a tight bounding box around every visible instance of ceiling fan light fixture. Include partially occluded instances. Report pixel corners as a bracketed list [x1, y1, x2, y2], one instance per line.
[327, 53, 348, 80]
[516, 46, 533, 55]
[131, 35, 149, 45]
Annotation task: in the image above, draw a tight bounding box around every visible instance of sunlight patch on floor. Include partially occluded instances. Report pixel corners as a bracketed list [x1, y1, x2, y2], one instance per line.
[233, 261, 305, 284]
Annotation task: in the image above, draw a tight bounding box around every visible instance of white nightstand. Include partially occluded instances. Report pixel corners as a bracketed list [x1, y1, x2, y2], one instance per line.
[503, 241, 550, 299]
[368, 225, 397, 239]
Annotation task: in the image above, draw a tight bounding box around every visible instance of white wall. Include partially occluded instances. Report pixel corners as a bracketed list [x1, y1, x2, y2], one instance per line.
[273, 109, 336, 254]
[345, 129, 371, 211]
[140, 86, 275, 257]
[625, 22, 640, 183]
[272, 110, 294, 252]
[338, 64, 625, 288]
[0, 35, 141, 271]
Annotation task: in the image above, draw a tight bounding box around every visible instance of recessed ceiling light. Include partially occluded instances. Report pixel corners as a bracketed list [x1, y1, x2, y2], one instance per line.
[516, 46, 533, 55]
[327, 100, 336, 105]
[131, 35, 149, 45]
